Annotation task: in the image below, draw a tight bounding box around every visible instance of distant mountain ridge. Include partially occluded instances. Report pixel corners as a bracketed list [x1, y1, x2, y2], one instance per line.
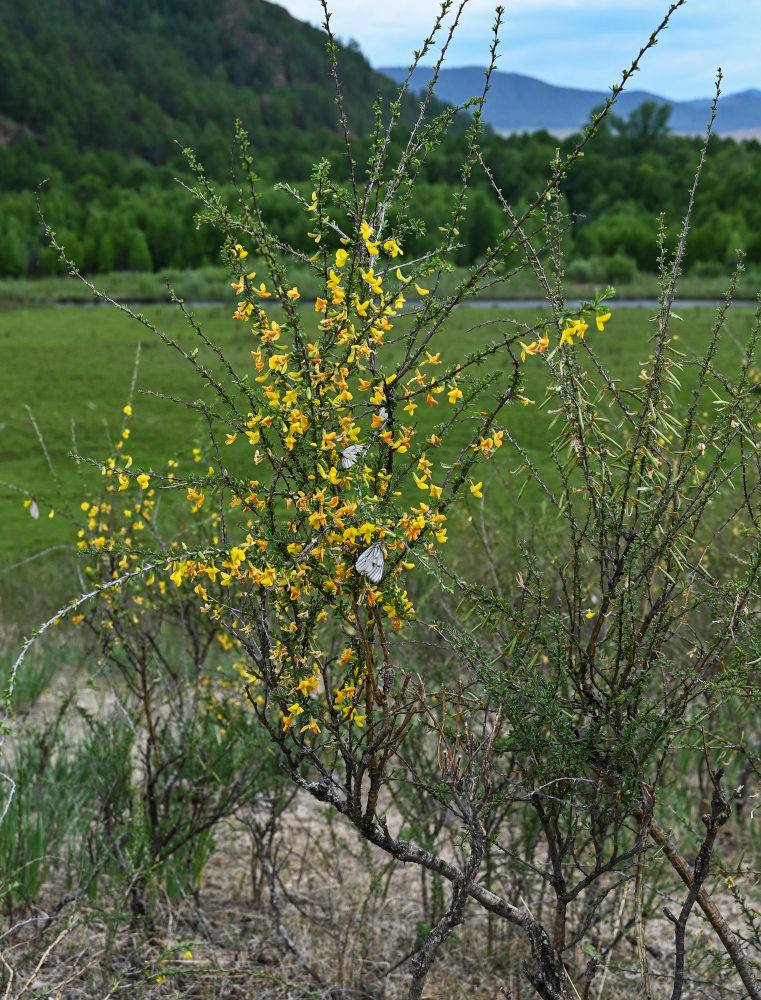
[377, 67, 761, 138]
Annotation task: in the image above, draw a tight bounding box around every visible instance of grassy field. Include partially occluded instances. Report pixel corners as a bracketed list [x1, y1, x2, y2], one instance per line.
[3, 295, 761, 998]
[1, 297, 759, 628]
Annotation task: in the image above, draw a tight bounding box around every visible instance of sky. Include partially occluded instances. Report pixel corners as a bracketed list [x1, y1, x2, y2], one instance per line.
[274, 1, 760, 101]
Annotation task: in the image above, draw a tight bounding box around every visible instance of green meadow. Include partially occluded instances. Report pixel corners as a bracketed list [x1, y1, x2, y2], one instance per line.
[2, 299, 758, 618]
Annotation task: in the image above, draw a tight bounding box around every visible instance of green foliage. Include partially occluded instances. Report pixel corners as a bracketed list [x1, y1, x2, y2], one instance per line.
[1, 1, 760, 281]
[0, 695, 92, 911]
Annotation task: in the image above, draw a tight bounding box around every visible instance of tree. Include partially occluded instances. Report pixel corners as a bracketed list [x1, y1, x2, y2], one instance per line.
[610, 99, 673, 150]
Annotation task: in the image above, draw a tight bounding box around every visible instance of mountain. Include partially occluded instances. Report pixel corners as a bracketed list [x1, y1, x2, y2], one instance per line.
[0, 0, 416, 168]
[377, 67, 761, 139]
[0, 0, 442, 276]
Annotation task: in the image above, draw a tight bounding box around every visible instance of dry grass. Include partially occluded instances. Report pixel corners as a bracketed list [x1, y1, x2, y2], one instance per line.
[3, 783, 755, 1000]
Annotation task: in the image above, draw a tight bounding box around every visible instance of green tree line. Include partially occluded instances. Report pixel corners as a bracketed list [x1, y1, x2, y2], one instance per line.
[1, 0, 759, 279]
[3, 123, 760, 280]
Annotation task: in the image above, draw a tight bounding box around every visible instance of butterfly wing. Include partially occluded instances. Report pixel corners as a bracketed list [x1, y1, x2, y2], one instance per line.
[340, 443, 366, 469]
[355, 541, 384, 584]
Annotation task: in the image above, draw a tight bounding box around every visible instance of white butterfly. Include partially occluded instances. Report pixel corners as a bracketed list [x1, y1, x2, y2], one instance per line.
[29, 498, 39, 520]
[340, 443, 368, 469]
[355, 541, 384, 584]
[377, 406, 389, 427]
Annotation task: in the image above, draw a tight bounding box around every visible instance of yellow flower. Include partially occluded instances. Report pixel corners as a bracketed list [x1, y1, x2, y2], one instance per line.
[448, 386, 463, 404]
[414, 283, 429, 296]
[123, 404, 132, 416]
[286, 286, 300, 300]
[230, 546, 247, 566]
[268, 353, 289, 373]
[519, 341, 538, 362]
[596, 311, 611, 331]
[335, 248, 349, 268]
[469, 481, 483, 498]
[559, 327, 575, 348]
[383, 238, 403, 258]
[296, 675, 319, 695]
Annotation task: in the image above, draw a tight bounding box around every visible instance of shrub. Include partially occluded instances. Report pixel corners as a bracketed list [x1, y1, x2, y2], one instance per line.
[9, 5, 761, 1000]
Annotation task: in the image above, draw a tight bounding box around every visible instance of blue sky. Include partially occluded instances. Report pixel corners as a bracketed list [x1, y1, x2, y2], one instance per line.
[275, 1, 760, 100]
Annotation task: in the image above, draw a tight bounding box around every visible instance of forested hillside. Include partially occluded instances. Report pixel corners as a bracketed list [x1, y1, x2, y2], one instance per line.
[1, 0, 760, 282]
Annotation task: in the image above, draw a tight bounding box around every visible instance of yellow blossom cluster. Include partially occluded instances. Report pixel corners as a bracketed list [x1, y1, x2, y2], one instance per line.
[519, 310, 611, 362]
[162, 220, 470, 727]
[54, 212, 510, 741]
